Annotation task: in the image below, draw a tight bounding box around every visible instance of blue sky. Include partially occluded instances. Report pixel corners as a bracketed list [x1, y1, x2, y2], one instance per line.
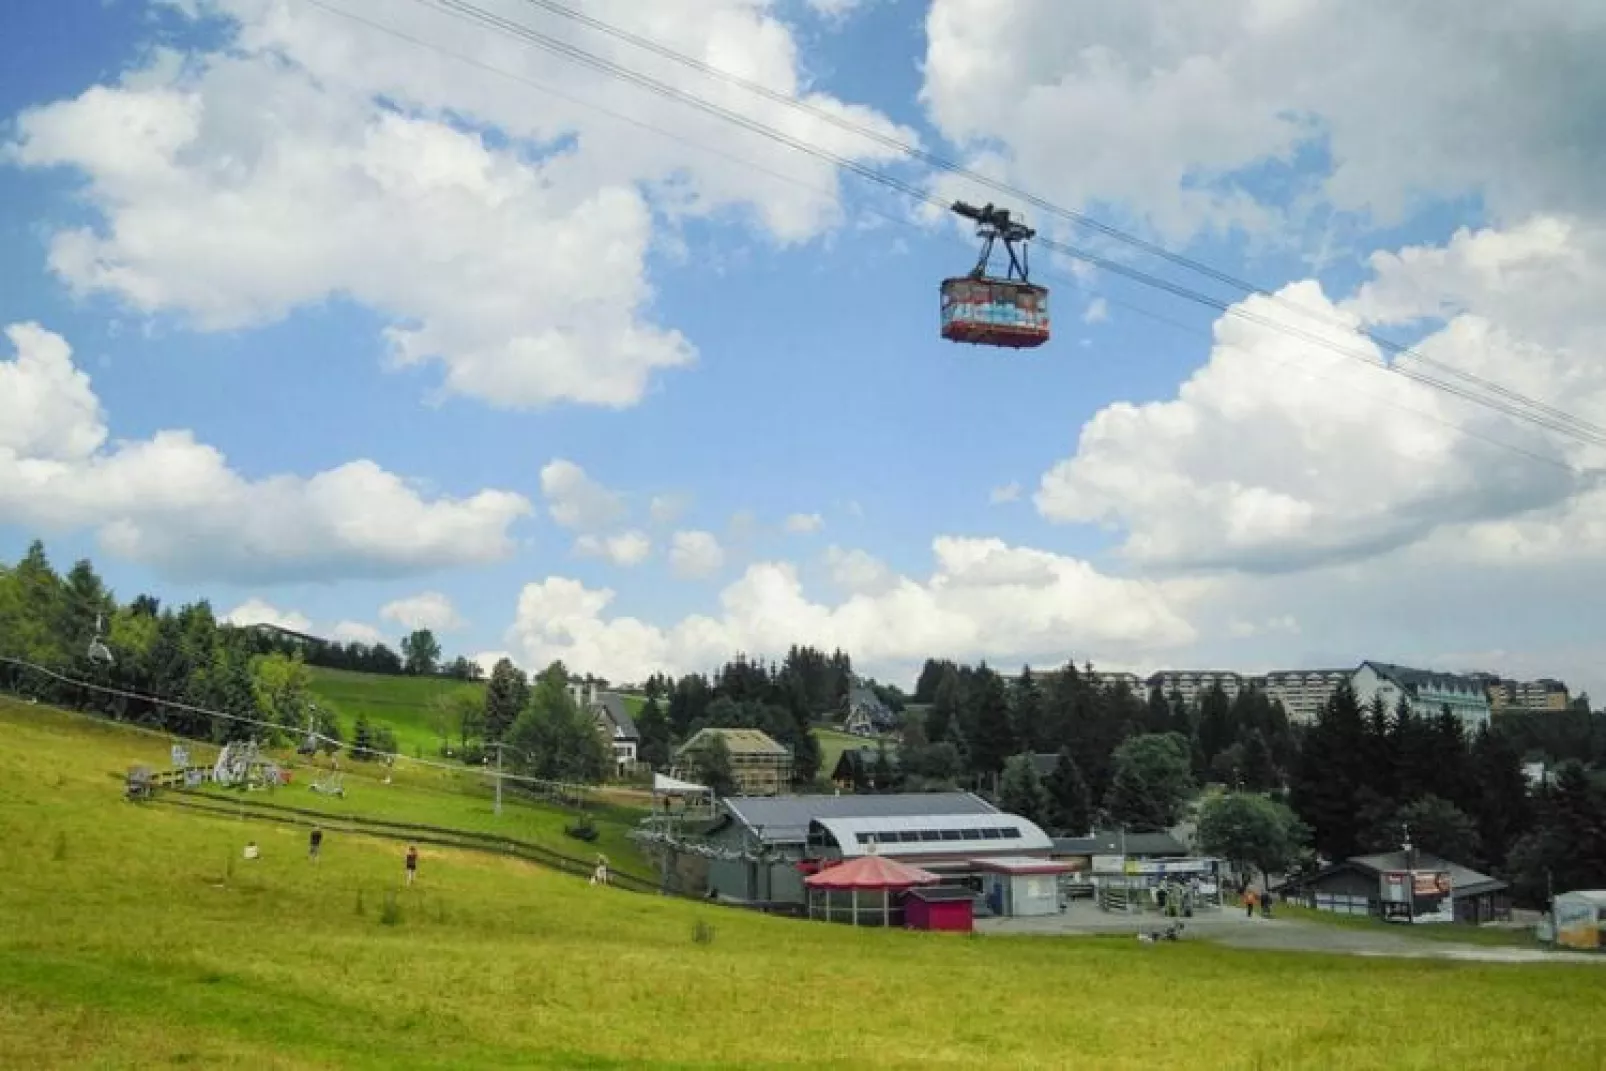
[4, 0, 1605, 697]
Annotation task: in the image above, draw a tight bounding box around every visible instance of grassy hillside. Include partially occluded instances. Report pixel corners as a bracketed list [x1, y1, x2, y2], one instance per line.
[304, 670, 649, 762]
[3, 699, 1604, 1068]
[305, 666, 483, 759]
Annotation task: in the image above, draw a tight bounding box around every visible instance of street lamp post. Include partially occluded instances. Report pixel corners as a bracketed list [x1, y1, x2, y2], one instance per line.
[1402, 824, 1415, 925]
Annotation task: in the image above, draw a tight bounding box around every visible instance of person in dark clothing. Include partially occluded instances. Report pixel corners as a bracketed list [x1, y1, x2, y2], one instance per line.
[309, 826, 324, 862]
[405, 844, 419, 886]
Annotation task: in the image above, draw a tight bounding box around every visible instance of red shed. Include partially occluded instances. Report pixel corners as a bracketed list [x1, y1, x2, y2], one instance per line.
[904, 885, 976, 933]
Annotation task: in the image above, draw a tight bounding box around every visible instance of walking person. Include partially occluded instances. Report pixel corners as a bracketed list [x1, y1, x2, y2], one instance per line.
[404, 844, 418, 886]
[1244, 887, 1257, 918]
[308, 825, 323, 863]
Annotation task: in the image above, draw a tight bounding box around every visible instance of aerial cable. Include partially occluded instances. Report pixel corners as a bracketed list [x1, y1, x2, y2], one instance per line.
[300, 0, 1602, 468]
[410, 0, 1606, 455]
[0, 655, 600, 798]
[1029, 231, 1606, 452]
[489, 0, 1606, 445]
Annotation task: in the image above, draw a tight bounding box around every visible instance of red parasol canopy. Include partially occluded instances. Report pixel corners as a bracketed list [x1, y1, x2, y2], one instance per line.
[803, 854, 942, 891]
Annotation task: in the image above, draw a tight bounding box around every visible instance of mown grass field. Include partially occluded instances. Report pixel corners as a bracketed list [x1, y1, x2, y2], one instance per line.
[304, 667, 483, 759]
[4, 699, 1605, 1069]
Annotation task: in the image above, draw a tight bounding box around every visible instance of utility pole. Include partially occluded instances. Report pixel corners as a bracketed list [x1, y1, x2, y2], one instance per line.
[1402, 824, 1415, 925]
[493, 741, 505, 816]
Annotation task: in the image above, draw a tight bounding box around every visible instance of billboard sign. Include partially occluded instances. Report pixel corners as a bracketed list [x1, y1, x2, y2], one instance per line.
[1122, 858, 1216, 877]
[1380, 869, 1454, 922]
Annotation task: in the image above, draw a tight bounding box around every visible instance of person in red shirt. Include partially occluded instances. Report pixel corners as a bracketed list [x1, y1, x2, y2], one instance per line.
[405, 844, 418, 886]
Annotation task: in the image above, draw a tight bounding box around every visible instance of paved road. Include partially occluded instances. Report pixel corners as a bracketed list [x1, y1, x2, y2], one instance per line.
[978, 904, 1603, 964]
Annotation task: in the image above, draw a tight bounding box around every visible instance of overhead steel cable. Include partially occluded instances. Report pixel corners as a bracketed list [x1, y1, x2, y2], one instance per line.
[0, 654, 601, 796]
[301, 0, 1601, 469]
[1028, 232, 1606, 454]
[493, 0, 1606, 446]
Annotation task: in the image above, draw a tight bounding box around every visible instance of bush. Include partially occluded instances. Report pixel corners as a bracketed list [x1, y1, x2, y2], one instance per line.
[564, 817, 599, 842]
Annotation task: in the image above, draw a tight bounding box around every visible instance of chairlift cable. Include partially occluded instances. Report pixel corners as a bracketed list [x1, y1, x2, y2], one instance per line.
[0, 655, 599, 797]
[495, 0, 1606, 445]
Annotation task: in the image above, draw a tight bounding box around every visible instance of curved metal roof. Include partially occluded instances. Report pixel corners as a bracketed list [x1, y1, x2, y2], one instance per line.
[721, 791, 997, 844]
[813, 812, 1053, 858]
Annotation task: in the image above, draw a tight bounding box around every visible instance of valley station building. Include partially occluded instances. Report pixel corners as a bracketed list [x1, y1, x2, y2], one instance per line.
[699, 792, 1071, 917]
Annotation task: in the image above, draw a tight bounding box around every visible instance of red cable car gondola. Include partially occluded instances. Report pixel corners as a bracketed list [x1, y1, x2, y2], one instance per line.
[940, 201, 1050, 349]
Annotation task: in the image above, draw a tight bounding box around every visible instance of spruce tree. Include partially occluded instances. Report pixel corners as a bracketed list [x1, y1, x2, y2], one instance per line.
[636, 697, 672, 769]
[1469, 726, 1531, 870]
[1290, 683, 1368, 859]
[1011, 666, 1046, 754]
[483, 658, 528, 742]
[969, 666, 1017, 780]
[1046, 747, 1092, 835]
[998, 754, 1051, 827]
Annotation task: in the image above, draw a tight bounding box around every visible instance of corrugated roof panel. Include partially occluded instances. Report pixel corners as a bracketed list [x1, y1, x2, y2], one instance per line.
[722, 792, 997, 844]
[814, 812, 1053, 858]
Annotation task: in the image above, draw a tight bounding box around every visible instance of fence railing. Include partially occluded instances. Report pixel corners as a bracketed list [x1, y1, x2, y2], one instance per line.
[147, 787, 665, 895]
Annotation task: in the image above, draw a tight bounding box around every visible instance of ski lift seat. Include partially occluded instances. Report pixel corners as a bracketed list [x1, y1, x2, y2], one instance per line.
[940, 276, 1050, 348]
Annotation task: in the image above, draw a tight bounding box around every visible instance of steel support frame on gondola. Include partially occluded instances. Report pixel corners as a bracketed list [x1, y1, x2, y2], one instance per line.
[941, 200, 1050, 349]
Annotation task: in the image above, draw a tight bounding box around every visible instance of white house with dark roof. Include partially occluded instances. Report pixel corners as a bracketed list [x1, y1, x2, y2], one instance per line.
[842, 680, 897, 736]
[570, 682, 641, 777]
[1352, 661, 1491, 731]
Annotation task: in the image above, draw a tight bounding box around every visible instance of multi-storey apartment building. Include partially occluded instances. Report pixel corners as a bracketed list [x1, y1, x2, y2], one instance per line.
[1252, 669, 1352, 724]
[1145, 670, 1245, 705]
[1479, 676, 1571, 714]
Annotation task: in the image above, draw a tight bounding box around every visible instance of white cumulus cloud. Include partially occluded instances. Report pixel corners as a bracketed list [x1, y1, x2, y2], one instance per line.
[922, 0, 1606, 243]
[574, 530, 653, 568]
[648, 493, 691, 526]
[505, 536, 1195, 681]
[380, 591, 466, 632]
[223, 598, 311, 633]
[10, 0, 917, 410]
[0, 323, 532, 583]
[669, 530, 725, 579]
[331, 621, 385, 645]
[539, 459, 627, 531]
[1035, 264, 1597, 572]
[784, 512, 825, 534]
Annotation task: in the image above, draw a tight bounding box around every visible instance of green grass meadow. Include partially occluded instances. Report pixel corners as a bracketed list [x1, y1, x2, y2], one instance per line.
[4, 698, 1605, 1068]
[304, 667, 483, 759]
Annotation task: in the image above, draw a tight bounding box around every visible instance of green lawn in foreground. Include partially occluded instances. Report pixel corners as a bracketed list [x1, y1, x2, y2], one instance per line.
[4, 699, 1605, 1069]
[305, 666, 484, 759]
